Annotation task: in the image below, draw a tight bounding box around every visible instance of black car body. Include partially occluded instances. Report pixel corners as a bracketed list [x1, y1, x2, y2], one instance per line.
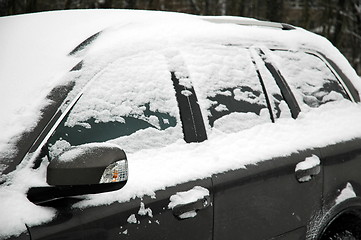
[1, 10, 361, 240]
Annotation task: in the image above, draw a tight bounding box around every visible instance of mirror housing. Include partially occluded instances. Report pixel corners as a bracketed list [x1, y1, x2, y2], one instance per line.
[28, 143, 128, 204]
[47, 143, 127, 185]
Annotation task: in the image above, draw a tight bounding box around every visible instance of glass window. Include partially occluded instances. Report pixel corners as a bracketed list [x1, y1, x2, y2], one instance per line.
[271, 50, 350, 110]
[48, 52, 182, 158]
[182, 45, 271, 133]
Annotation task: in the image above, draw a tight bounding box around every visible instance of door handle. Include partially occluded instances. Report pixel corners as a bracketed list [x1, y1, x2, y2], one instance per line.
[172, 195, 211, 219]
[295, 155, 321, 183]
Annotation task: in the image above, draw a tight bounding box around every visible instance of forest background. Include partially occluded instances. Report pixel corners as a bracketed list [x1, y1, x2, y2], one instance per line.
[1, 0, 360, 75]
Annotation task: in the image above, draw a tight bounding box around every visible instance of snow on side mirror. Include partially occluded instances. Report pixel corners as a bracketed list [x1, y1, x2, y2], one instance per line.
[27, 143, 128, 204]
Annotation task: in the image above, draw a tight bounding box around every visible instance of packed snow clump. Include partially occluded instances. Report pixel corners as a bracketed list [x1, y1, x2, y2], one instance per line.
[335, 183, 357, 205]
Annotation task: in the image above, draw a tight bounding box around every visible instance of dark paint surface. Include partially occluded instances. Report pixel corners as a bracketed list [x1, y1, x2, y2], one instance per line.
[213, 149, 323, 239]
[321, 138, 361, 209]
[29, 179, 213, 240]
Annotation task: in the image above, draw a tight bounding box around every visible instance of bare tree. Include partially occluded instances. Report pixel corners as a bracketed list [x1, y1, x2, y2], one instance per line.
[218, 0, 226, 15]
[188, 0, 201, 14]
[124, 0, 136, 8]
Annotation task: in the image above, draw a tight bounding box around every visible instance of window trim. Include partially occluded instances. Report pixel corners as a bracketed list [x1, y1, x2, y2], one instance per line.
[170, 72, 207, 143]
[257, 48, 301, 119]
[250, 55, 276, 123]
[309, 51, 359, 103]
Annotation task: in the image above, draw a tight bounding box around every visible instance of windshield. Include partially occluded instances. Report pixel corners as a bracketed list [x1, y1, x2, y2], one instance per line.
[48, 51, 183, 159]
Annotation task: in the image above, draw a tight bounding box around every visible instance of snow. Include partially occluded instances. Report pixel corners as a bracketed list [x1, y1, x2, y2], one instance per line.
[295, 154, 320, 182]
[1, 9, 361, 238]
[109, 127, 182, 154]
[168, 186, 209, 209]
[0, 189, 56, 236]
[213, 110, 270, 133]
[138, 202, 153, 218]
[168, 186, 209, 219]
[48, 139, 71, 159]
[179, 211, 198, 219]
[0, 9, 196, 172]
[124, 202, 153, 229]
[335, 182, 357, 205]
[74, 101, 361, 209]
[1, 9, 360, 164]
[56, 142, 123, 162]
[0, 160, 56, 238]
[295, 155, 320, 172]
[64, 51, 180, 128]
[0, 10, 110, 168]
[57, 147, 84, 163]
[127, 214, 138, 224]
[270, 50, 351, 109]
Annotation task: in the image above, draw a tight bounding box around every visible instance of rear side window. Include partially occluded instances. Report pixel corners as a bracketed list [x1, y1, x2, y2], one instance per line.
[271, 51, 350, 109]
[183, 45, 271, 133]
[48, 52, 182, 158]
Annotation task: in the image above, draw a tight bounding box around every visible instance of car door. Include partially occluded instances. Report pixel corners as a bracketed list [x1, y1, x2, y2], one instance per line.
[270, 49, 361, 231]
[184, 45, 324, 239]
[27, 51, 213, 240]
[321, 138, 361, 211]
[28, 179, 213, 240]
[212, 150, 323, 240]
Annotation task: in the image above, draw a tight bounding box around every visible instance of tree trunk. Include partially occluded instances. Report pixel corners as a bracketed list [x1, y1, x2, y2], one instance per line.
[266, 0, 283, 22]
[124, 0, 136, 9]
[218, 0, 226, 15]
[332, 0, 345, 46]
[189, 0, 200, 14]
[302, 0, 310, 28]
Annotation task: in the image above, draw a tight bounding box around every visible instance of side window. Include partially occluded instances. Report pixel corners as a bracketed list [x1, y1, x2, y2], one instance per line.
[271, 50, 350, 110]
[183, 46, 271, 133]
[48, 52, 182, 158]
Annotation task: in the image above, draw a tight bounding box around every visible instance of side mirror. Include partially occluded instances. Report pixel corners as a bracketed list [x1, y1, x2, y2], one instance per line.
[27, 143, 128, 204]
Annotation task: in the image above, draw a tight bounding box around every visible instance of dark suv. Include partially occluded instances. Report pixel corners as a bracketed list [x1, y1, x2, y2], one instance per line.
[1, 10, 361, 240]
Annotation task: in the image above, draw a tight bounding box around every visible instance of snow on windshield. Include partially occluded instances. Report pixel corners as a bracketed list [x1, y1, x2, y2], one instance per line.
[1, 9, 361, 238]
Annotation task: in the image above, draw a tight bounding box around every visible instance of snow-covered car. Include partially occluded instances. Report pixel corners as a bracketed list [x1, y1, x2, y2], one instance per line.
[1, 9, 361, 240]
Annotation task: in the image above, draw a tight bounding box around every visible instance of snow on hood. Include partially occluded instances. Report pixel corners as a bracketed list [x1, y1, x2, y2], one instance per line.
[1, 9, 361, 238]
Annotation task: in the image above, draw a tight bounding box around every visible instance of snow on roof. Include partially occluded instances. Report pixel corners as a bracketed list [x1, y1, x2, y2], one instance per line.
[1, 9, 361, 238]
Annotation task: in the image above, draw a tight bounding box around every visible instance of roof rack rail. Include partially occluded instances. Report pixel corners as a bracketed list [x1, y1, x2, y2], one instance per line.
[200, 16, 295, 30]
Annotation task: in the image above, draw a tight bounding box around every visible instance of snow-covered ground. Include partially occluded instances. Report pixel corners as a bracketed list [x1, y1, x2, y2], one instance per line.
[1, 9, 361, 238]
